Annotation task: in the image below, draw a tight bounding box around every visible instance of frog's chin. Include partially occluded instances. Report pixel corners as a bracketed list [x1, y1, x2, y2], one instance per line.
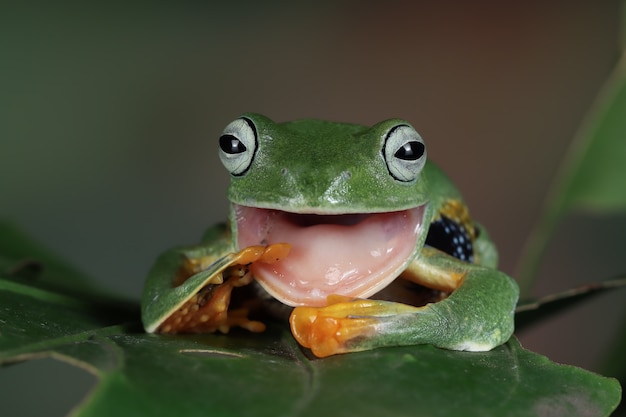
[234, 204, 425, 307]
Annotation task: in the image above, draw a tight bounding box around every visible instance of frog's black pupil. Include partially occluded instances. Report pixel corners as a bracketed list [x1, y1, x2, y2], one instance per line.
[219, 135, 247, 154]
[395, 141, 424, 161]
[425, 216, 474, 263]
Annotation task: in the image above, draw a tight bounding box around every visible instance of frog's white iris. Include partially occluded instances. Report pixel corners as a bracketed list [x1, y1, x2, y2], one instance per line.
[235, 204, 424, 306]
[218, 118, 258, 176]
[382, 124, 427, 182]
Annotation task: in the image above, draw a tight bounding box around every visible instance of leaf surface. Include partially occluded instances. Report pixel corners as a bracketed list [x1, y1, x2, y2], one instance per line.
[0, 225, 621, 417]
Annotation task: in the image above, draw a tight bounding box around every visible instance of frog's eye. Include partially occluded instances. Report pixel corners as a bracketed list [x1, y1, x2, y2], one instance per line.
[218, 117, 258, 176]
[382, 124, 426, 182]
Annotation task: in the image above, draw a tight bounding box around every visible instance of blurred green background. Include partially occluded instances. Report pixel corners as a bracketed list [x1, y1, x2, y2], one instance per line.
[1, 1, 625, 415]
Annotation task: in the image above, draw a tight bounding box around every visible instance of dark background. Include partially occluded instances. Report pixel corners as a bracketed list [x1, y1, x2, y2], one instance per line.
[1, 2, 625, 415]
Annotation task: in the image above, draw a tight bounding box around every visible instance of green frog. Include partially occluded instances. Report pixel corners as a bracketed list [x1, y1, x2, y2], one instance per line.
[141, 113, 519, 358]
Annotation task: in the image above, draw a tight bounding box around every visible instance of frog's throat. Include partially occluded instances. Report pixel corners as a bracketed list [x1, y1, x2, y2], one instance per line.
[234, 204, 425, 307]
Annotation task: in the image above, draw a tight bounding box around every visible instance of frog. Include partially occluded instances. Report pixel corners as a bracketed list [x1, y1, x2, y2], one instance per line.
[141, 113, 519, 358]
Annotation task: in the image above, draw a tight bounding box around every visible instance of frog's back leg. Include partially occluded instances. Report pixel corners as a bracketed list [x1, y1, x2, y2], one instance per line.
[471, 222, 498, 269]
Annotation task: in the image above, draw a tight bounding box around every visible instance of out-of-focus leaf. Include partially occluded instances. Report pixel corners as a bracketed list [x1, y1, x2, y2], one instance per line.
[0, 224, 621, 417]
[559, 61, 626, 212]
[517, 54, 626, 294]
[0, 222, 95, 294]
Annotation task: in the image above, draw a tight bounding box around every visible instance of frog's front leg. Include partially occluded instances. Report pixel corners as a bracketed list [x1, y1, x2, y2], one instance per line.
[290, 247, 518, 357]
[141, 225, 290, 335]
[158, 256, 263, 334]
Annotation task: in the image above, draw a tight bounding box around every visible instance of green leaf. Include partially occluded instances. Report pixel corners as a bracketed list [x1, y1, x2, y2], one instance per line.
[559, 59, 626, 212]
[0, 225, 621, 416]
[602, 313, 626, 414]
[517, 54, 626, 293]
[0, 222, 95, 295]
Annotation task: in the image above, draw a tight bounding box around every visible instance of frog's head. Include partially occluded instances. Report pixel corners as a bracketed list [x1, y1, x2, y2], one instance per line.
[218, 113, 430, 307]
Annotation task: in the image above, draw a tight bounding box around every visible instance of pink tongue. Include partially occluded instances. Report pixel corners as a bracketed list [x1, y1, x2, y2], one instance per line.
[235, 205, 423, 307]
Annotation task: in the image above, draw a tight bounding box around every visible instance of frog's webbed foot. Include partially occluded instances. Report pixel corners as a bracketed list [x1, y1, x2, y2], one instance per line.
[290, 295, 422, 358]
[157, 244, 290, 334]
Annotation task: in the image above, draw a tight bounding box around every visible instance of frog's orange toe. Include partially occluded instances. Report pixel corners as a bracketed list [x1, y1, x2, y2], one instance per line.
[325, 294, 356, 305]
[290, 307, 341, 357]
[290, 305, 379, 358]
[289, 307, 317, 348]
[259, 243, 291, 264]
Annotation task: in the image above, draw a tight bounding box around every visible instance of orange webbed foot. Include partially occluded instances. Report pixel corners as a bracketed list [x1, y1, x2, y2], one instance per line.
[289, 295, 420, 357]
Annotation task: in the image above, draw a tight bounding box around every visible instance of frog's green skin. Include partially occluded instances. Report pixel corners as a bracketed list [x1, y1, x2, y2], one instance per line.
[141, 113, 519, 357]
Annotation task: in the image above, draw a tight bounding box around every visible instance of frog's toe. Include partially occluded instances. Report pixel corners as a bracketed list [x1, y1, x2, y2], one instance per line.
[222, 308, 266, 333]
[325, 294, 357, 305]
[289, 305, 378, 357]
[289, 308, 341, 357]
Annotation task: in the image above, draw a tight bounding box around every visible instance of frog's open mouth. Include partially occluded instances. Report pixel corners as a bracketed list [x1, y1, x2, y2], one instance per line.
[234, 204, 425, 307]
